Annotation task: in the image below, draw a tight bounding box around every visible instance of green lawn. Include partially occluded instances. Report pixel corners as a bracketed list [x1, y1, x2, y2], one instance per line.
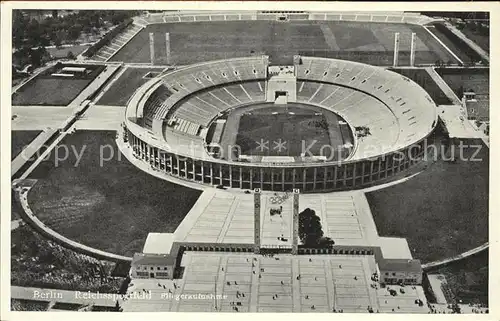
[457, 24, 489, 52]
[11, 299, 49, 311]
[389, 68, 452, 105]
[11, 130, 41, 160]
[366, 129, 489, 263]
[110, 21, 455, 66]
[47, 45, 90, 59]
[12, 64, 105, 106]
[234, 104, 342, 159]
[430, 249, 488, 306]
[97, 67, 164, 106]
[27, 130, 201, 256]
[436, 68, 489, 97]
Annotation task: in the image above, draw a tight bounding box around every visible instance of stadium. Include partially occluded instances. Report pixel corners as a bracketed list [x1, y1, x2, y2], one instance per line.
[123, 55, 438, 192]
[10, 9, 489, 313]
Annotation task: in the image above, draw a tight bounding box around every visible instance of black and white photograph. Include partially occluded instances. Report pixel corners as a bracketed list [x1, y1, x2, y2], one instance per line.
[1, 2, 496, 318]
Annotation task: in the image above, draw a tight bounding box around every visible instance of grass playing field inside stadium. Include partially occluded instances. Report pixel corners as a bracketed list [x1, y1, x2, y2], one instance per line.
[220, 103, 349, 161]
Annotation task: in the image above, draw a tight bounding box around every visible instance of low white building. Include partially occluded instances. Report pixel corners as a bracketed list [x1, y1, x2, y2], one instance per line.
[130, 233, 177, 279]
[130, 253, 176, 279]
[377, 259, 423, 285]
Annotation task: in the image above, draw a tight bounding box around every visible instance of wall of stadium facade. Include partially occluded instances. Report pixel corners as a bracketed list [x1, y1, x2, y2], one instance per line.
[124, 127, 434, 193]
[135, 11, 438, 27]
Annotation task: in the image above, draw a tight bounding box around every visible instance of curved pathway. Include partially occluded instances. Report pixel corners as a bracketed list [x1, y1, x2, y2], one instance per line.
[422, 242, 488, 270]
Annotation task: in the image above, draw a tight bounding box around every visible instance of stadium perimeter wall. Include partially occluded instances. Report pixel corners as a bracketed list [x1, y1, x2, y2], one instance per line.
[123, 127, 435, 193]
[136, 11, 438, 26]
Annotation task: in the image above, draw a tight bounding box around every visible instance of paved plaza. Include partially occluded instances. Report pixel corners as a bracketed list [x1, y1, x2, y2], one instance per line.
[122, 252, 429, 312]
[174, 189, 381, 247]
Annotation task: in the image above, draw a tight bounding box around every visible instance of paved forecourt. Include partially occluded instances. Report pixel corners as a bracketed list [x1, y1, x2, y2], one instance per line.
[122, 252, 429, 312]
[174, 189, 380, 248]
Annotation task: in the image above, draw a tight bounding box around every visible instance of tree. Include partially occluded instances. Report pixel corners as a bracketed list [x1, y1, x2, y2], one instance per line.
[67, 51, 76, 60]
[54, 37, 62, 48]
[68, 24, 82, 40]
[298, 208, 324, 246]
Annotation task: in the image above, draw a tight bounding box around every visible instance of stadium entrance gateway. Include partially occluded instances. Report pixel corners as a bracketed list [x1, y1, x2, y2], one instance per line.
[253, 188, 300, 255]
[266, 65, 297, 104]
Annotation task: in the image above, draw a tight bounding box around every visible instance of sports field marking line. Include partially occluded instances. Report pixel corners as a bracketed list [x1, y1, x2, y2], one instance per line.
[422, 25, 464, 65]
[319, 23, 340, 51]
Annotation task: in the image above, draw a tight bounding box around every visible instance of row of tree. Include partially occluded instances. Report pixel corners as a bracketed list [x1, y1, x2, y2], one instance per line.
[12, 10, 139, 49]
[11, 225, 124, 293]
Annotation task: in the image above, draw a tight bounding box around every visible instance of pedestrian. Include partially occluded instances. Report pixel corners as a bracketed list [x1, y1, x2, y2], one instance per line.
[281, 280, 284, 285]
[339, 264, 342, 269]
[311, 305, 315, 310]
[309, 258, 312, 262]
[222, 267, 224, 271]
